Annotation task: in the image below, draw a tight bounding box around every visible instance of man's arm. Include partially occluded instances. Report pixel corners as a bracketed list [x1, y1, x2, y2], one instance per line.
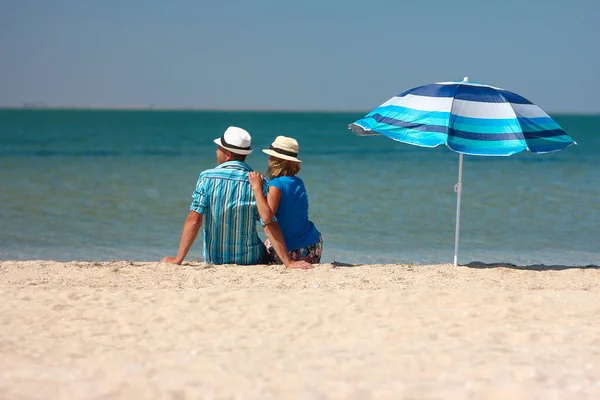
[263, 221, 313, 269]
[161, 211, 203, 265]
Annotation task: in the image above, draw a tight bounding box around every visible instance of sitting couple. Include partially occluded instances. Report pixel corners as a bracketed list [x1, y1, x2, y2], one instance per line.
[161, 126, 322, 269]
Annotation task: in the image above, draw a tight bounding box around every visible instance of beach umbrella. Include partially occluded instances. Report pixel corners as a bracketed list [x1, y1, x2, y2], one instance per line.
[349, 77, 576, 267]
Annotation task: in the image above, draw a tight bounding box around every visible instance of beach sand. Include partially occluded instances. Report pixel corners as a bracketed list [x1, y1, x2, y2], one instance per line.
[1, 260, 599, 399]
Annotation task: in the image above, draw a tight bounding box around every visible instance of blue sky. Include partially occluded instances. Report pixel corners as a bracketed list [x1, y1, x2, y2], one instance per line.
[1, 0, 598, 112]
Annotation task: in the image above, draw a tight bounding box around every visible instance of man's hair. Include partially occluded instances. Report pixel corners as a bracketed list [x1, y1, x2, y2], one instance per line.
[267, 157, 300, 179]
[229, 153, 247, 162]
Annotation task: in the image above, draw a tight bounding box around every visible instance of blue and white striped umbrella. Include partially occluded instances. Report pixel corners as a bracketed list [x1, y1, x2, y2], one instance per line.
[350, 77, 575, 156]
[349, 78, 576, 266]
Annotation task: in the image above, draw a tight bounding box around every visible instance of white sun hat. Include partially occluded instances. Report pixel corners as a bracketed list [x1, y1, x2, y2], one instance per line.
[262, 136, 302, 163]
[213, 126, 253, 155]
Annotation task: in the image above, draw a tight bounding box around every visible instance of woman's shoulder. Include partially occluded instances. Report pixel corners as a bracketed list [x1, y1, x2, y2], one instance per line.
[270, 176, 305, 191]
[269, 175, 295, 183]
[268, 176, 282, 184]
[271, 175, 303, 185]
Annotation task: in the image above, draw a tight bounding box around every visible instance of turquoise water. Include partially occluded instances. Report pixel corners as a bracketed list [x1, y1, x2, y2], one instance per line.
[1, 109, 598, 266]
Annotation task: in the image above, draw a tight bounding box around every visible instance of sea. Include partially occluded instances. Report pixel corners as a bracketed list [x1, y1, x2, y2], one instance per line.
[1, 109, 598, 266]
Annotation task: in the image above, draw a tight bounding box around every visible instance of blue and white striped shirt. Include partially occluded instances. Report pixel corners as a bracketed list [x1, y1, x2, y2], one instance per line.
[190, 161, 269, 265]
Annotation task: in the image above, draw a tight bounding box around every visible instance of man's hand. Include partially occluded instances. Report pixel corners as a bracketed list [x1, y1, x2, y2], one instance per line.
[163, 211, 203, 266]
[287, 260, 314, 269]
[161, 256, 182, 265]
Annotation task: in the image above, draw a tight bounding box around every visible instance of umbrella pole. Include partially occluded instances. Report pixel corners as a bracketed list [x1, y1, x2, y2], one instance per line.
[453, 154, 464, 267]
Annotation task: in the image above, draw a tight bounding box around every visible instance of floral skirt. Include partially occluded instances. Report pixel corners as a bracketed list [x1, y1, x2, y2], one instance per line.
[266, 235, 323, 264]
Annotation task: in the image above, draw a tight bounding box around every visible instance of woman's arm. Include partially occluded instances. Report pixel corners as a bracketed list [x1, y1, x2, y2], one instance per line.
[266, 185, 281, 215]
[249, 171, 275, 223]
[263, 222, 313, 269]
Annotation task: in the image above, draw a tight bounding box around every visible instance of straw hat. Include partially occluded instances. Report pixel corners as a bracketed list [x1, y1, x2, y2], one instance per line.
[213, 126, 253, 155]
[262, 136, 302, 163]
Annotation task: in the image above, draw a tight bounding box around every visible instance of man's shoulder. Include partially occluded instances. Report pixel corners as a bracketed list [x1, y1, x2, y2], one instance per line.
[221, 161, 253, 171]
[199, 162, 252, 180]
[199, 166, 223, 177]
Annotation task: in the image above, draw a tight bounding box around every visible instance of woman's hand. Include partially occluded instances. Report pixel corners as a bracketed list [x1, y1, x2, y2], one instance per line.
[248, 171, 264, 191]
[287, 260, 314, 269]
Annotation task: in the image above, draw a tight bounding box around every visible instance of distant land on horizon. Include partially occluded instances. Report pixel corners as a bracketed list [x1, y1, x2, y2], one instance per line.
[0, 103, 598, 116]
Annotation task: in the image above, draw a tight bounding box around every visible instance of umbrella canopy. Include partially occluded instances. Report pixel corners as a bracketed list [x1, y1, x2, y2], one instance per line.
[350, 77, 575, 156]
[349, 78, 576, 266]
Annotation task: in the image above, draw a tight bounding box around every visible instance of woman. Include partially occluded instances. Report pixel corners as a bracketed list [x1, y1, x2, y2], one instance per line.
[248, 136, 322, 264]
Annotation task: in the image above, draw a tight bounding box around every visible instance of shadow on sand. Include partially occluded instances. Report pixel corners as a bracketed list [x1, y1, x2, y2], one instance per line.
[330, 261, 364, 268]
[328, 261, 600, 271]
[463, 261, 600, 271]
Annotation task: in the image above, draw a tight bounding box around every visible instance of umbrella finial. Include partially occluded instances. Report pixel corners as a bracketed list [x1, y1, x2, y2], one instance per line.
[463, 77, 469, 82]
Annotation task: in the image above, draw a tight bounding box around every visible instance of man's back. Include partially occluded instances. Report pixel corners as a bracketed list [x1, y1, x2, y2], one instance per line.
[190, 161, 265, 264]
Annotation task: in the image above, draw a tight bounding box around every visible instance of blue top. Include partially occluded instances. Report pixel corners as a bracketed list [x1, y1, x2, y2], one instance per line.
[190, 161, 269, 265]
[269, 176, 320, 251]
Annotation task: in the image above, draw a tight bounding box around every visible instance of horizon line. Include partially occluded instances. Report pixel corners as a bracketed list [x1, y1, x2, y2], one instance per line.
[0, 104, 370, 113]
[0, 104, 598, 116]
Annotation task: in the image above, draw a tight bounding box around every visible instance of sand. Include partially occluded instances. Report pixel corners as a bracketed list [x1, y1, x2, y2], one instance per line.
[1, 260, 599, 399]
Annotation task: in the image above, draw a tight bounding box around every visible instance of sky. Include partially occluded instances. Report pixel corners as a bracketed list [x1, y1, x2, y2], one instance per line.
[1, 0, 599, 113]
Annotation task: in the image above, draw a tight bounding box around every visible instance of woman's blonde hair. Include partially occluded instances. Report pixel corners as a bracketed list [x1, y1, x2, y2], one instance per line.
[267, 156, 301, 179]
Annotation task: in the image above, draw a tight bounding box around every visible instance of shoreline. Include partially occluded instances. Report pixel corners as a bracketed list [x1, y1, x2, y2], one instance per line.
[2, 261, 599, 398]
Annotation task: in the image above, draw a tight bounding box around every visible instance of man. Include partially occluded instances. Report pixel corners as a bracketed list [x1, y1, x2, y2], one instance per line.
[161, 126, 313, 269]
